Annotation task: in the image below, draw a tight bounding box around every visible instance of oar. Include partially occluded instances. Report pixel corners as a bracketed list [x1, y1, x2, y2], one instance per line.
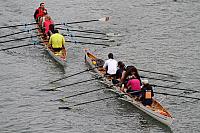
[58, 28, 120, 37]
[49, 67, 98, 84]
[140, 76, 182, 84]
[41, 77, 102, 91]
[58, 28, 107, 35]
[66, 40, 110, 47]
[152, 84, 200, 93]
[54, 87, 104, 102]
[0, 22, 38, 29]
[0, 35, 39, 44]
[0, 43, 40, 51]
[138, 69, 175, 77]
[0, 28, 38, 38]
[56, 17, 109, 26]
[63, 34, 111, 41]
[58, 95, 117, 110]
[154, 92, 200, 100]
[43, 40, 110, 47]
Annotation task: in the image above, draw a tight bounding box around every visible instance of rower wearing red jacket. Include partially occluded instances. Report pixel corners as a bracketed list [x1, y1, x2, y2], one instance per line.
[34, 2, 47, 22]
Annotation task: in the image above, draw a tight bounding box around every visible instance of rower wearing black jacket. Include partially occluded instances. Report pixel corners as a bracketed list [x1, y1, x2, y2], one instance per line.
[140, 80, 154, 106]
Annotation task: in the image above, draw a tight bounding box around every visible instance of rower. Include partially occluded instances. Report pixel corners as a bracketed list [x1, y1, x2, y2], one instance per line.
[121, 66, 142, 96]
[43, 15, 54, 39]
[48, 30, 65, 52]
[34, 2, 48, 23]
[140, 80, 154, 106]
[103, 53, 118, 78]
[112, 61, 125, 84]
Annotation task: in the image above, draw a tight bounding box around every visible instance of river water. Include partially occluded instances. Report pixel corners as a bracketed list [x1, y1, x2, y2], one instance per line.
[0, 0, 199, 132]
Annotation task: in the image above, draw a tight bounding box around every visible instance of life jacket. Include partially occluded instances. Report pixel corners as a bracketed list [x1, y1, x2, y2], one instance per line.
[144, 89, 152, 99]
[43, 20, 54, 34]
[35, 7, 47, 20]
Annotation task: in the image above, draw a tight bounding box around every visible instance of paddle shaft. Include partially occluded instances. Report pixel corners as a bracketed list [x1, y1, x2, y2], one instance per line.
[0, 28, 38, 38]
[0, 22, 38, 29]
[58, 28, 107, 35]
[152, 84, 199, 93]
[66, 40, 110, 47]
[63, 34, 109, 40]
[68, 29, 106, 35]
[50, 67, 98, 84]
[59, 95, 116, 109]
[42, 77, 102, 91]
[56, 19, 102, 26]
[138, 69, 175, 77]
[0, 43, 37, 51]
[141, 76, 181, 83]
[154, 92, 200, 100]
[59, 88, 104, 100]
[0, 35, 39, 44]
[43, 40, 110, 47]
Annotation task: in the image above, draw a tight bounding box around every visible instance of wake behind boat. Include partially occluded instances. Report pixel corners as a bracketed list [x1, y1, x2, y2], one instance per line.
[84, 49, 173, 126]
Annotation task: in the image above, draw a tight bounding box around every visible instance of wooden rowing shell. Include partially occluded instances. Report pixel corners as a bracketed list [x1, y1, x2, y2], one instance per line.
[84, 48, 173, 126]
[35, 21, 67, 67]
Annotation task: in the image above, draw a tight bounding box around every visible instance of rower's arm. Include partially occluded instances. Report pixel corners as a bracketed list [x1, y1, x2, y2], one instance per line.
[34, 9, 39, 20]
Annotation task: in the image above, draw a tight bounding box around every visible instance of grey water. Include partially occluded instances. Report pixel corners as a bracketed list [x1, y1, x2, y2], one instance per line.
[0, 0, 199, 132]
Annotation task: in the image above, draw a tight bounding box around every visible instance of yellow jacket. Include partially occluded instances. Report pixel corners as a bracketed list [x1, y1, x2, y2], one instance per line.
[49, 33, 65, 48]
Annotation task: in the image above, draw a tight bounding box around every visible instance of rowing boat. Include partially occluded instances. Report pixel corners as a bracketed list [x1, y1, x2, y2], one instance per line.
[35, 18, 67, 66]
[84, 49, 173, 126]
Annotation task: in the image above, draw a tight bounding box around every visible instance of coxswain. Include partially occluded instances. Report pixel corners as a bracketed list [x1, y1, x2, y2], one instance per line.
[34, 2, 48, 22]
[48, 30, 65, 52]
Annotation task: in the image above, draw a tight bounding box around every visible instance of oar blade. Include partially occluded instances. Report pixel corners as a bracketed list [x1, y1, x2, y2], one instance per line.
[40, 88, 59, 91]
[99, 17, 109, 22]
[58, 106, 72, 110]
